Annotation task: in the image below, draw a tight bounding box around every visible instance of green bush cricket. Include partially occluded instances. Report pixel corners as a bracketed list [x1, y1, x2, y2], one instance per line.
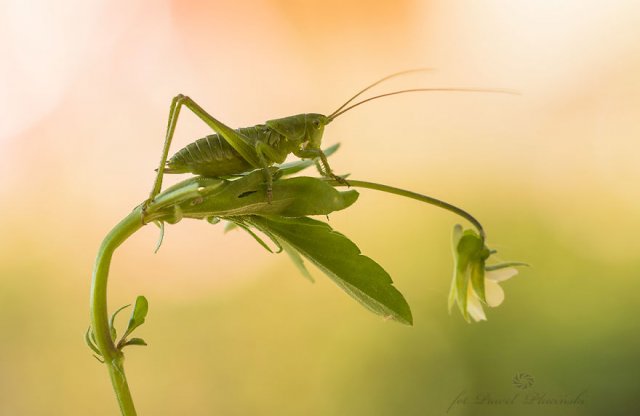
[144, 69, 513, 217]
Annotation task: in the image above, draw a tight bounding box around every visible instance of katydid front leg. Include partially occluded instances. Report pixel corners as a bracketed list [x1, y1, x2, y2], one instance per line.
[294, 148, 349, 186]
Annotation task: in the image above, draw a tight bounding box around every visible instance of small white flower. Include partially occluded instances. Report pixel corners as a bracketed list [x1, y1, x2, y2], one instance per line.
[465, 267, 519, 322]
[448, 224, 525, 322]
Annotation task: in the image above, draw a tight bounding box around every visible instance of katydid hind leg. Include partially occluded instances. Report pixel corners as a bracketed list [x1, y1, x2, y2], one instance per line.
[143, 94, 265, 219]
[147, 95, 183, 204]
[143, 95, 184, 224]
[174, 96, 262, 169]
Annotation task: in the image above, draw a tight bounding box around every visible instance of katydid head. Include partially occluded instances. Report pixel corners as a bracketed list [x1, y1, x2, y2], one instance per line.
[304, 113, 330, 149]
[266, 113, 329, 150]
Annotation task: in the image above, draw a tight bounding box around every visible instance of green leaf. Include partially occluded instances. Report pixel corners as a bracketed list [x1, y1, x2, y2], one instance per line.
[145, 168, 359, 226]
[448, 225, 463, 313]
[454, 232, 484, 320]
[159, 171, 359, 221]
[247, 216, 413, 325]
[455, 270, 470, 322]
[280, 239, 314, 282]
[121, 338, 148, 348]
[190, 171, 358, 218]
[146, 177, 224, 215]
[122, 296, 148, 340]
[85, 327, 102, 356]
[153, 221, 165, 253]
[259, 176, 357, 217]
[109, 304, 131, 342]
[470, 260, 486, 303]
[227, 219, 282, 253]
[447, 278, 457, 314]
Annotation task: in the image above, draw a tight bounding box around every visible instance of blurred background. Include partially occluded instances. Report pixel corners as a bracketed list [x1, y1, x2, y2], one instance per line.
[1, 0, 639, 415]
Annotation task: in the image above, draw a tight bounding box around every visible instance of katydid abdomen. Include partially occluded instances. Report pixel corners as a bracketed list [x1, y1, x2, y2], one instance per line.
[165, 125, 285, 177]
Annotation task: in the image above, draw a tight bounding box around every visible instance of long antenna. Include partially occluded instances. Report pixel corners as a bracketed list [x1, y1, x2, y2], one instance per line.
[328, 88, 518, 121]
[327, 68, 434, 120]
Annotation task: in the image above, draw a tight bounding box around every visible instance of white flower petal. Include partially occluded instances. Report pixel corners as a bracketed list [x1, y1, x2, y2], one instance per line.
[466, 285, 486, 321]
[485, 267, 518, 282]
[485, 279, 505, 307]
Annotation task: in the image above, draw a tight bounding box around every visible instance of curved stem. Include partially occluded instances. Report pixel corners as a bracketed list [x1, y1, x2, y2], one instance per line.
[330, 179, 486, 240]
[90, 207, 144, 416]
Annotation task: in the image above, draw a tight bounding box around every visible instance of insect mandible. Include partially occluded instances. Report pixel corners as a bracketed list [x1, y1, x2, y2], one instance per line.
[144, 69, 512, 215]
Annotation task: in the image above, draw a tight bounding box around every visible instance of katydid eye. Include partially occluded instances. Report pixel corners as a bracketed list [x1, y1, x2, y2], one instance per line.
[313, 120, 321, 129]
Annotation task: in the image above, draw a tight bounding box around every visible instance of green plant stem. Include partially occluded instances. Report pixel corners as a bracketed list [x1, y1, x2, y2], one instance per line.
[330, 179, 486, 240]
[90, 207, 144, 416]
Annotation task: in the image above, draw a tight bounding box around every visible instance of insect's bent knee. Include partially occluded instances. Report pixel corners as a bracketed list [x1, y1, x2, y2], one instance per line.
[172, 94, 189, 106]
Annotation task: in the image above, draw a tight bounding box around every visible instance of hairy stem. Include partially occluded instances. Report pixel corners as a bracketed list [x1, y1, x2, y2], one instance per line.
[330, 179, 485, 240]
[90, 207, 144, 416]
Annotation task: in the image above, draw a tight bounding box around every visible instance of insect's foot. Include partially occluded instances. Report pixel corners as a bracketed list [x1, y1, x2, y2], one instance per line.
[332, 174, 350, 187]
[266, 187, 273, 204]
[141, 198, 154, 224]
